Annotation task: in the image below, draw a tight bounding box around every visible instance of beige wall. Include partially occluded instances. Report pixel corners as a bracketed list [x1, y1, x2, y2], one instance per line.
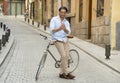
[27, 0, 112, 48]
[54, 0, 58, 16]
[75, 0, 89, 23]
[62, 0, 67, 7]
[92, 0, 97, 21]
[29, 0, 34, 3]
[47, 0, 52, 20]
[111, 0, 120, 49]
[104, 0, 110, 16]
[82, 0, 88, 21]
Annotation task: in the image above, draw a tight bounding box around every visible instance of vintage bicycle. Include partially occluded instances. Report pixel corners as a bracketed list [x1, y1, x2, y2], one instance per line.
[35, 34, 80, 81]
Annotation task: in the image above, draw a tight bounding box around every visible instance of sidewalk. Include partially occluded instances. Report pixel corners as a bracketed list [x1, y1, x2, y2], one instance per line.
[0, 20, 15, 67]
[18, 16, 120, 74]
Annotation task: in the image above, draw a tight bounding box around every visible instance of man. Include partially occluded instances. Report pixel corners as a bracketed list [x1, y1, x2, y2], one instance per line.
[50, 6, 75, 79]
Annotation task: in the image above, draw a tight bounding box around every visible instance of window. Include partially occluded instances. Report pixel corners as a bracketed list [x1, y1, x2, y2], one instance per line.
[79, 0, 83, 22]
[67, 0, 71, 13]
[51, 0, 54, 17]
[97, 0, 104, 17]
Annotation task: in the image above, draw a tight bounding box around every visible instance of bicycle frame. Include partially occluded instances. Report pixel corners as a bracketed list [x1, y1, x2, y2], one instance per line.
[35, 35, 79, 80]
[46, 42, 58, 62]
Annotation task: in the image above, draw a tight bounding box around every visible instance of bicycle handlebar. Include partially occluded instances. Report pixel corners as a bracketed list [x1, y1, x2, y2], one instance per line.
[40, 34, 47, 40]
[40, 34, 55, 44]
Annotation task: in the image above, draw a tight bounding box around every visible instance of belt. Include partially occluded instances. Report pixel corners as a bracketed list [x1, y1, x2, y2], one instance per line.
[55, 40, 64, 43]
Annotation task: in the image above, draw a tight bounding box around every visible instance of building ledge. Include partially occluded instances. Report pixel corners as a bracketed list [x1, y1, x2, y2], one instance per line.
[66, 13, 75, 18]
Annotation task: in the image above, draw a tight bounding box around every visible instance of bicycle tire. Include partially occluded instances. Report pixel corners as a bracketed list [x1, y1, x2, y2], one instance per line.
[35, 53, 47, 81]
[68, 49, 79, 73]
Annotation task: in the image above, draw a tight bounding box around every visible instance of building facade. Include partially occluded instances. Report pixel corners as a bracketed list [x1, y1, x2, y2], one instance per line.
[41, 0, 111, 48]
[111, 0, 120, 50]
[2, 0, 25, 15]
[25, 0, 41, 22]
[26, 0, 120, 50]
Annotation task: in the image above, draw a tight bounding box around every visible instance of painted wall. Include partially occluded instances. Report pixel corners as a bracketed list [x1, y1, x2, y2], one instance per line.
[111, 0, 120, 49]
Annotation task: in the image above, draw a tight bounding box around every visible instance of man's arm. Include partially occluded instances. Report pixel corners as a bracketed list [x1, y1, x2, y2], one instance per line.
[50, 18, 63, 33]
[52, 24, 69, 33]
[52, 27, 62, 33]
[62, 26, 69, 34]
[61, 24, 70, 34]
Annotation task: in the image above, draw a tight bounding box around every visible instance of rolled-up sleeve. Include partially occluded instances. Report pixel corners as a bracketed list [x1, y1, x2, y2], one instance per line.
[50, 18, 55, 34]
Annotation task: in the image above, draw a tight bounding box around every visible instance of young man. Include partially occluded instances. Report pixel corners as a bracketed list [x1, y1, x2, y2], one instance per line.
[50, 6, 75, 79]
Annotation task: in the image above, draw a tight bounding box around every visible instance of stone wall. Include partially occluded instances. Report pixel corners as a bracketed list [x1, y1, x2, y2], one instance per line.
[91, 16, 110, 47]
[71, 20, 88, 39]
[71, 16, 110, 47]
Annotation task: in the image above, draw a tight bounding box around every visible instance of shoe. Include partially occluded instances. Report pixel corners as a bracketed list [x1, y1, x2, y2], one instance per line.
[59, 73, 69, 79]
[67, 73, 75, 79]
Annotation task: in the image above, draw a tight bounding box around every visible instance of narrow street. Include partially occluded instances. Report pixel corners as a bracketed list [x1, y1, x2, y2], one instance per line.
[0, 16, 120, 83]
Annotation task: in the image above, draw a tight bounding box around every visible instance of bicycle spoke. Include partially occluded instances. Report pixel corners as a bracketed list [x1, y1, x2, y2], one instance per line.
[35, 53, 47, 81]
[68, 49, 80, 73]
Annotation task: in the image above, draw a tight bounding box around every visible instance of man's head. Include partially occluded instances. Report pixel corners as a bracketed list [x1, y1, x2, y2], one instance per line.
[59, 6, 68, 18]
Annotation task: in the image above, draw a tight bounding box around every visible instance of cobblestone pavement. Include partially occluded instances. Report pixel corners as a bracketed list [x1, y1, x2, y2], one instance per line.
[0, 16, 120, 83]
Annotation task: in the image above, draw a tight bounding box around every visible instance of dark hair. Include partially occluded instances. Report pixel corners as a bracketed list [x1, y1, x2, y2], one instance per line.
[59, 6, 68, 12]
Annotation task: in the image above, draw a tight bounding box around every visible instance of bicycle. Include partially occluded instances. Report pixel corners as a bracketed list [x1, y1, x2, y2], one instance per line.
[35, 34, 80, 81]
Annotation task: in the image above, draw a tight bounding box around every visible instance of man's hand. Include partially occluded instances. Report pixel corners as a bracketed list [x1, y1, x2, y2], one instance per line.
[52, 26, 62, 32]
[67, 35, 74, 38]
[52, 24, 69, 33]
[60, 24, 69, 34]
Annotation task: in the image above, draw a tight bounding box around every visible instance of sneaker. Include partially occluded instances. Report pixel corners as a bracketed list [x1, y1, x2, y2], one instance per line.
[67, 73, 75, 79]
[59, 73, 69, 79]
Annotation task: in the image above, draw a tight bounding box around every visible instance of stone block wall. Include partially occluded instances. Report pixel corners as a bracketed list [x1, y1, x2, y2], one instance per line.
[71, 16, 110, 47]
[71, 21, 88, 39]
[91, 16, 110, 47]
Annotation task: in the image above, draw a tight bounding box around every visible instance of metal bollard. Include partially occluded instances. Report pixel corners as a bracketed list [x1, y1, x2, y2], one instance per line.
[3, 24, 6, 31]
[0, 22, 3, 28]
[5, 32, 9, 42]
[2, 35, 6, 46]
[105, 44, 111, 59]
[7, 29, 11, 37]
[0, 39, 1, 51]
[28, 19, 29, 23]
[44, 24, 46, 31]
[37, 22, 40, 27]
[32, 20, 34, 25]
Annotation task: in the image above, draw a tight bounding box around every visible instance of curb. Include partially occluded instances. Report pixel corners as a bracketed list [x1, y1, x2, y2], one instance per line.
[0, 35, 15, 67]
[38, 27, 120, 74]
[19, 17, 120, 74]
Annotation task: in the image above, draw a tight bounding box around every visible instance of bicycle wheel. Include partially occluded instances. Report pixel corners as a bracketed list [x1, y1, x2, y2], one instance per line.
[35, 53, 47, 81]
[68, 49, 79, 73]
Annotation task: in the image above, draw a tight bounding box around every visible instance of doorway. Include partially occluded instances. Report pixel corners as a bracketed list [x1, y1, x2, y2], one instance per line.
[88, 0, 92, 39]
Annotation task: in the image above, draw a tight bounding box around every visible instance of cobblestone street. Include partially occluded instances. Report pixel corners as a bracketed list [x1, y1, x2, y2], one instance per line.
[0, 16, 120, 83]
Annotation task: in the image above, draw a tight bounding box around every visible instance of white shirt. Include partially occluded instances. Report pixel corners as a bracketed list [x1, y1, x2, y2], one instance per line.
[50, 16, 71, 42]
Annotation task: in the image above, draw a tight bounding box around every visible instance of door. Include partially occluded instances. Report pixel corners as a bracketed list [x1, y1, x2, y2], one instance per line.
[88, 0, 92, 39]
[116, 21, 120, 50]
